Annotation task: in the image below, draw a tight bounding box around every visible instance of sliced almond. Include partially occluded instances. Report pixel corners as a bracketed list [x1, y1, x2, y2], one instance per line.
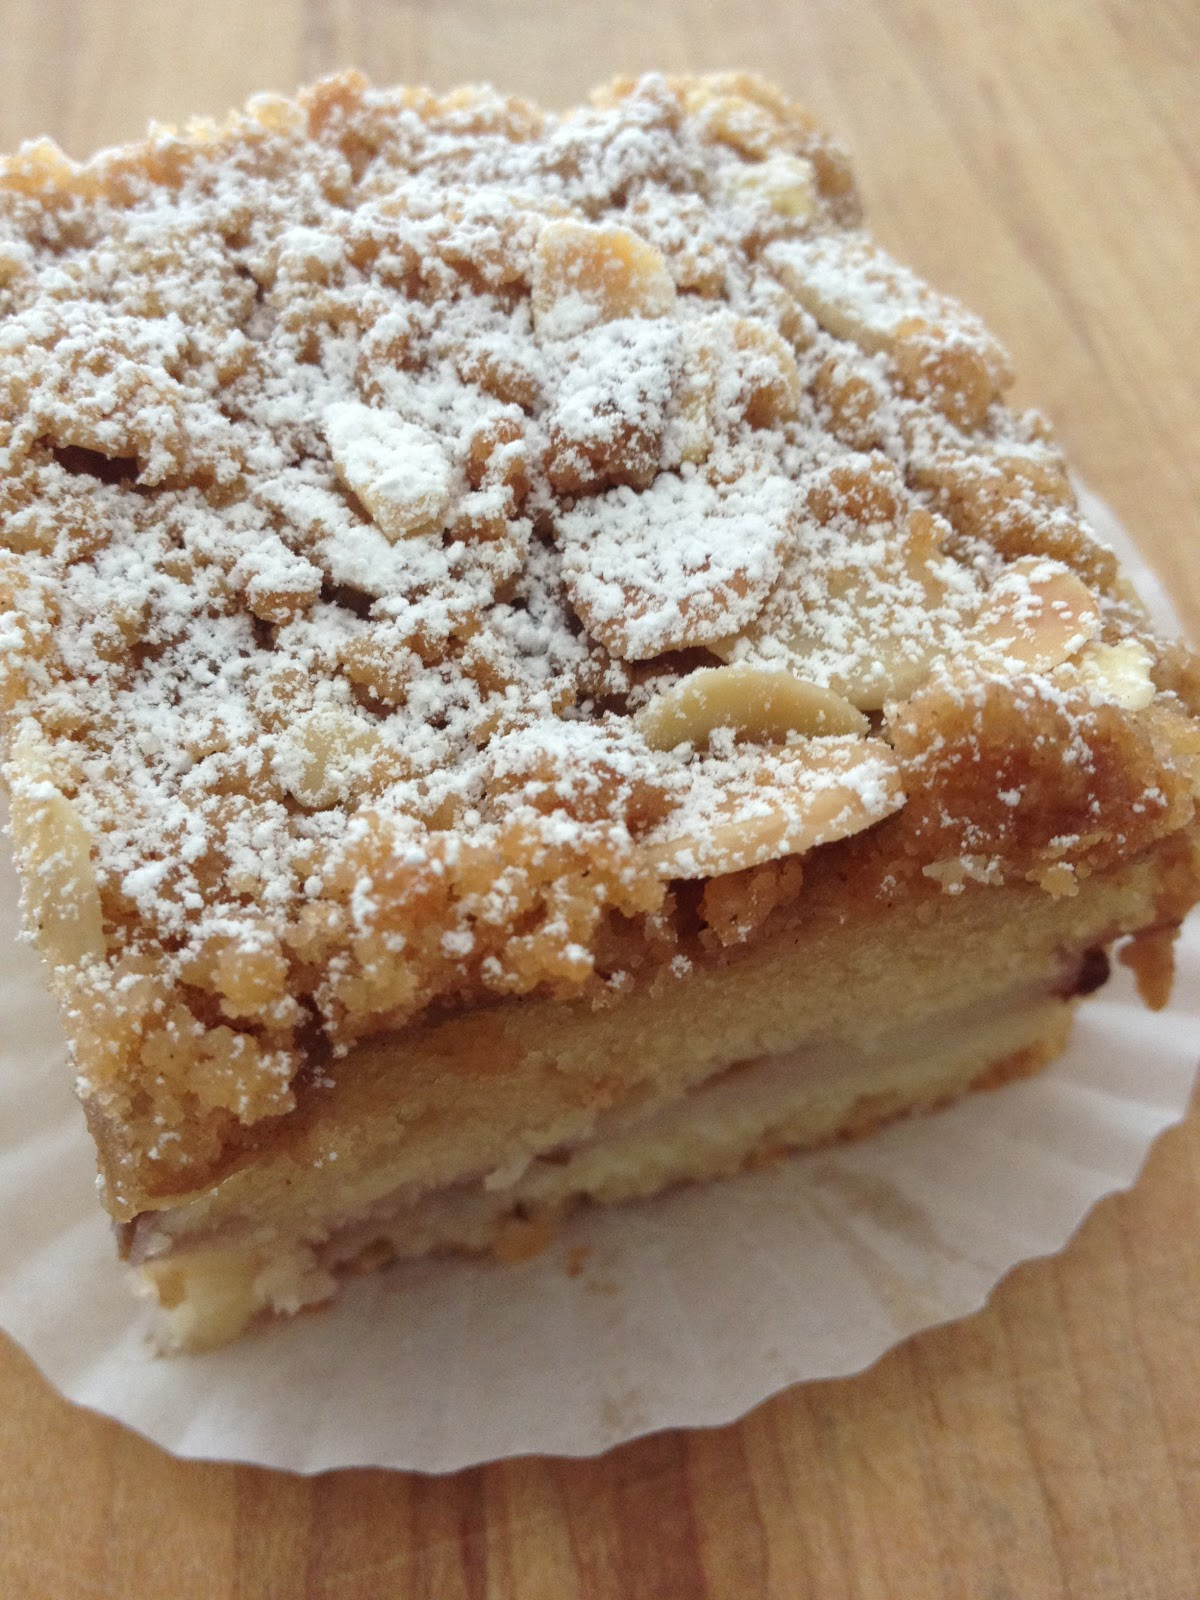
[635, 664, 867, 750]
[713, 495, 966, 711]
[969, 557, 1100, 674]
[7, 733, 105, 968]
[642, 737, 903, 879]
[665, 312, 800, 467]
[530, 219, 676, 339]
[668, 342, 719, 466]
[1072, 640, 1155, 711]
[770, 233, 926, 351]
[767, 233, 1011, 428]
[718, 152, 816, 221]
[246, 93, 308, 138]
[730, 316, 802, 426]
[556, 465, 796, 661]
[0, 239, 32, 286]
[323, 402, 452, 541]
[685, 87, 779, 158]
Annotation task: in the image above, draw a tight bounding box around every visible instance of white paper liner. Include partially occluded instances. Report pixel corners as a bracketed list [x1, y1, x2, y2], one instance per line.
[0, 489, 1196, 1472]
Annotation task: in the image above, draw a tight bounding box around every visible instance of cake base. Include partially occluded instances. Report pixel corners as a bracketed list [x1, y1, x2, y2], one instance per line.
[128, 843, 1188, 1351]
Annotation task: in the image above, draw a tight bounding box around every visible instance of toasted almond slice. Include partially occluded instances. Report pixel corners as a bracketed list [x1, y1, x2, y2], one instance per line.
[718, 152, 816, 220]
[684, 86, 779, 158]
[769, 233, 942, 351]
[665, 312, 801, 468]
[712, 499, 963, 711]
[730, 316, 802, 426]
[837, 634, 941, 709]
[557, 465, 796, 661]
[1072, 640, 1155, 710]
[246, 93, 308, 138]
[969, 557, 1100, 673]
[7, 734, 105, 967]
[642, 737, 903, 878]
[323, 401, 453, 541]
[0, 238, 32, 285]
[635, 664, 867, 750]
[531, 218, 676, 339]
[668, 345, 719, 466]
[767, 233, 1011, 427]
[276, 705, 405, 811]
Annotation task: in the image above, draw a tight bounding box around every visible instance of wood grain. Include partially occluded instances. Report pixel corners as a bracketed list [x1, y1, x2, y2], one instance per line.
[1, 3, 1198, 1595]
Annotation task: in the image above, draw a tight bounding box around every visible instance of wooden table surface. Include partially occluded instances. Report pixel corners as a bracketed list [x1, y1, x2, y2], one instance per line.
[2, 2, 1198, 1595]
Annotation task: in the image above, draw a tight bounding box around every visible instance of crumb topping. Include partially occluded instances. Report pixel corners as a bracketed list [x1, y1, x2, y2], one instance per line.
[0, 71, 1196, 1202]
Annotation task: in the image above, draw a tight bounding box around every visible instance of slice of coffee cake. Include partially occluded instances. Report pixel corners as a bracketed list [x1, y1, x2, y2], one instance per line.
[1, 72, 1196, 1349]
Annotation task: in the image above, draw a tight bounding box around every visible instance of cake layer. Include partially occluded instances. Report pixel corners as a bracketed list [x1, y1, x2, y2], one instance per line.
[126, 846, 1175, 1236]
[142, 989, 1073, 1353]
[128, 844, 1187, 1348]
